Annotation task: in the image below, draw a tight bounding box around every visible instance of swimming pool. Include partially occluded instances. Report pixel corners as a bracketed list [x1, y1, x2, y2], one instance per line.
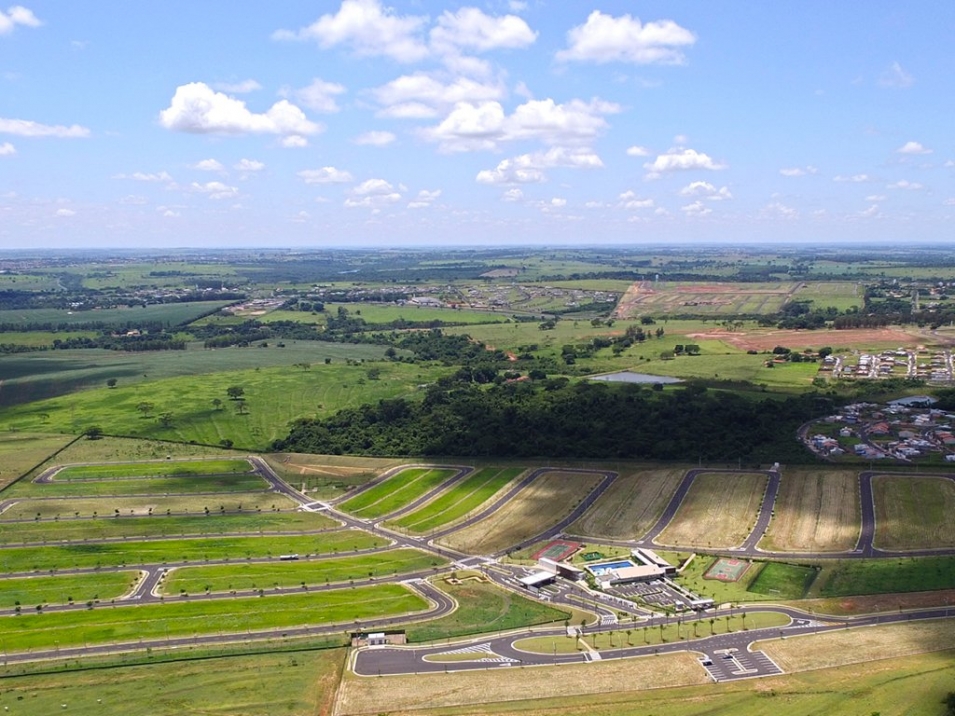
[587, 559, 636, 576]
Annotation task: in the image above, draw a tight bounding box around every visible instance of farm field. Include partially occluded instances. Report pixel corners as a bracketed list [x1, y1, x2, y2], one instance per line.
[405, 575, 569, 644]
[161, 548, 443, 594]
[439, 471, 604, 555]
[0, 648, 346, 716]
[0, 491, 296, 520]
[567, 467, 685, 539]
[0, 511, 338, 544]
[761, 468, 860, 552]
[388, 466, 524, 533]
[873, 476, 955, 550]
[0, 357, 444, 449]
[0, 301, 234, 329]
[657, 472, 768, 549]
[0, 583, 427, 652]
[340, 467, 458, 519]
[0, 531, 387, 573]
[0, 570, 138, 608]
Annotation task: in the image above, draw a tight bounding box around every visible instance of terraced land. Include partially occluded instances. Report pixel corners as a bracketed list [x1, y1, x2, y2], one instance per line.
[0, 531, 387, 573]
[873, 476, 955, 550]
[340, 467, 458, 519]
[762, 468, 860, 552]
[568, 467, 684, 540]
[162, 549, 444, 594]
[388, 467, 523, 533]
[439, 471, 604, 555]
[656, 472, 768, 549]
[0, 584, 428, 652]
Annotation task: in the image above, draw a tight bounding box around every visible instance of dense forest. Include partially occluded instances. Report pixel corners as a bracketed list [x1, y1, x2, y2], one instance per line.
[274, 378, 828, 464]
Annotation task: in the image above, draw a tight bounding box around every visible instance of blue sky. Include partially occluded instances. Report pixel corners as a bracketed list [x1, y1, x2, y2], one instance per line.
[1, 1, 953, 249]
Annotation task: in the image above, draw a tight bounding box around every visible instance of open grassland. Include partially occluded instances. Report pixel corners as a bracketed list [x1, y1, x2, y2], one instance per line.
[0, 531, 384, 573]
[389, 467, 524, 533]
[365, 649, 955, 716]
[758, 618, 955, 673]
[0, 571, 138, 608]
[7, 472, 268, 498]
[0, 511, 338, 545]
[746, 562, 817, 599]
[53, 459, 252, 480]
[336, 652, 707, 715]
[162, 549, 444, 594]
[0, 356, 442, 449]
[265, 452, 401, 499]
[34, 436, 244, 467]
[813, 555, 955, 598]
[439, 471, 605, 555]
[657, 472, 768, 549]
[0, 491, 294, 520]
[0, 648, 345, 716]
[873, 476, 955, 550]
[0, 584, 426, 652]
[0, 432, 76, 490]
[568, 467, 685, 540]
[761, 468, 860, 552]
[323, 303, 508, 325]
[667, 555, 810, 605]
[405, 575, 570, 644]
[341, 467, 458, 519]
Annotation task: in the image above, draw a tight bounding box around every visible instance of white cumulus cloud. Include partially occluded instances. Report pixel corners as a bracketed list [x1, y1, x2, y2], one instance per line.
[780, 165, 818, 177]
[644, 148, 724, 178]
[681, 200, 710, 216]
[290, 78, 347, 113]
[273, 0, 428, 63]
[887, 179, 923, 190]
[190, 181, 238, 200]
[159, 82, 321, 136]
[116, 171, 173, 183]
[430, 7, 536, 54]
[55, 208, 75, 217]
[211, 79, 262, 94]
[618, 190, 654, 210]
[896, 141, 932, 155]
[345, 178, 402, 208]
[0, 141, 14, 155]
[407, 189, 441, 208]
[476, 146, 603, 184]
[0, 6, 41, 35]
[879, 61, 914, 89]
[373, 73, 505, 119]
[502, 188, 523, 202]
[354, 130, 396, 146]
[626, 145, 650, 157]
[762, 201, 798, 219]
[833, 174, 871, 183]
[679, 181, 732, 200]
[298, 167, 354, 184]
[234, 159, 264, 172]
[557, 11, 695, 65]
[0, 117, 89, 138]
[193, 158, 224, 172]
[280, 135, 309, 148]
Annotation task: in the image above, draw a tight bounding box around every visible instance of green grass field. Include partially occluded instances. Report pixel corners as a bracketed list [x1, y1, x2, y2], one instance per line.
[405, 575, 570, 643]
[0, 648, 346, 716]
[0, 531, 384, 573]
[0, 571, 138, 608]
[389, 467, 523, 533]
[340, 467, 458, 519]
[0, 357, 445, 448]
[0, 584, 427, 652]
[0, 511, 338, 545]
[814, 556, 955, 597]
[162, 548, 445, 594]
[0, 432, 77, 490]
[7, 473, 269, 498]
[0, 302, 234, 329]
[747, 562, 817, 599]
[52, 459, 252, 480]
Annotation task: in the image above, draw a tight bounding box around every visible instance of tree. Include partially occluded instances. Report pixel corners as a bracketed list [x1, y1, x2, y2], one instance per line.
[106, 378, 117, 389]
[212, 398, 222, 411]
[158, 412, 174, 428]
[137, 401, 154, 418]
[235, 402, 249, 415]
[219, 439, 234, 449]
[227, 386, 245, 401]
[84, 425, 104, 440]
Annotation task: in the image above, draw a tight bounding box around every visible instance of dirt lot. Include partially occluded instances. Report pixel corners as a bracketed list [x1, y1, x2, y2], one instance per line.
[335, 652, 707, 715]
[762, 468, 861, 552]
[567, 468, 685, 540]
[684, 327, 917, 352]
[656, 472, 767, 549]
[439, 471, 604, 555]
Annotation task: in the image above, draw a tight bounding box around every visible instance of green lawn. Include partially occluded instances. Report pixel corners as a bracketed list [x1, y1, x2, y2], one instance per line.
[0, 531, 384, 573]
[53, 459, 252, 480]
[0, 584, 427, 652]
[0, 571, 138, 608]
[814, 556, 955, 597]
[0, 511, 338, 545]
[7, 472, 268, 498]
[747, 562, 817, 599]
[389, 467, 523, 533]
[340, 467, 457, 519]
[162, 549, 445, 594]
[405, 576, 570, 643]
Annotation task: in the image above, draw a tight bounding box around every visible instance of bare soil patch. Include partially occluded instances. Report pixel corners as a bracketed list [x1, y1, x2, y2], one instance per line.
[439, 471, 604, 555]
[684, 327, 917, 352]
[335, 652, 706, 715]
[756, 619, 955, 673]
[762, 468, 860, 552]
[657, 472, 767, 549]
[567, 468, 684, 540]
